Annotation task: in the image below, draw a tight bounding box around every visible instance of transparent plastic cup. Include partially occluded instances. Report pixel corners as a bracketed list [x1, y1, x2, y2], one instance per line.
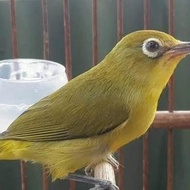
[0, 59, 68, 132]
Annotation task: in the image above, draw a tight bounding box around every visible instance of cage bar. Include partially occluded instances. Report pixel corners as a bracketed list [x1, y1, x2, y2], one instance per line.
[143, 0, 150, 190]
[10, 0, 20, 80]
[116, 0, 124, 190]
[42, 0, 50, 59]
[10, 0, 18, 58]
[117, 0, 123, 41]
[143, 0, 150, 30]
[10, 1, 27, 190]
[167, 0, 175, 190]
[167, 129, 174, 190]
[63, 0, 75, 189]
[63, 0, 72, 81]
[142, 133, 149, 190]
[92, 0, 98, 66]
[168, 0, 175, 112]
[42, 170, 49, 190]
[20, 161, 27, 190]
[41, 0, 50, 189]
[91, 1, 117, 188]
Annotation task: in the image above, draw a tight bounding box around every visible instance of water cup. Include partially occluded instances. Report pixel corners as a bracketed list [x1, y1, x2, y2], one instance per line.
[0, 59, 68, 132]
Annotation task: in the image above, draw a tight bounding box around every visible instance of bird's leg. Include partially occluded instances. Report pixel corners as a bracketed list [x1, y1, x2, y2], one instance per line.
[106, 155, 119, 171]
[85, 164, 95, 176]
[67, 174, 119, 190]
[85, 155, 119, 176]
[79, 155, 119, 189]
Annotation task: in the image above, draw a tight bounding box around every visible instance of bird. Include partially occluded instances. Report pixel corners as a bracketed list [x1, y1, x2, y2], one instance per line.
[0, 30, 190, 190]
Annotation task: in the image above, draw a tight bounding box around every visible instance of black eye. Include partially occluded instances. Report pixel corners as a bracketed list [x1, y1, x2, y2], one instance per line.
[146, 40, 160, 52]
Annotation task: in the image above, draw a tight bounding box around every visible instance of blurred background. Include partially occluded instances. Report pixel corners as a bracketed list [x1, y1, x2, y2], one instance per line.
[0, 0, 190, 190]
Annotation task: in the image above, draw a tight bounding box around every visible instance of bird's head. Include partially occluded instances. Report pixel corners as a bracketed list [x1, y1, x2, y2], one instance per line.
[105, 30, 190, 91]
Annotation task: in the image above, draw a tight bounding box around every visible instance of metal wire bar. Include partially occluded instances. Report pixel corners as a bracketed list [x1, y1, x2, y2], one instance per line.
[117, 0, 123, 41]
[69, 180, 75, 190]
[10, 0, 20, 80]
[167, 129, 174, 190]
[167, 0, 175, 190]
[42, 170, 49, 190]
[63, 0, 72, 81]
[42, 0, 50, 59]
[92, 0, 98, 66]
[168, 0, 175, 112]
[143, 133, 149, 190]
[116, 0, 124, 190]
[63, 0, 75, 189]
[143, 0, 150, 30]
[10, 0, 18, 58]
[41, 0, 50, 189]
[20, 161, 27, 190]
[10, 1, 27, 190]
[143, 0, 150, 190]
[41, 3, 50, 190]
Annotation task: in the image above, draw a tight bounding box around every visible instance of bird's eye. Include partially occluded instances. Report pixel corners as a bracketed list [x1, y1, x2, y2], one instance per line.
[146, 41, 160, 52]
[142, 38, 163, 58]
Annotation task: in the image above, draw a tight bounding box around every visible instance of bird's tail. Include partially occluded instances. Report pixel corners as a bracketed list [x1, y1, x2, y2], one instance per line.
[0, 139, 30, 160]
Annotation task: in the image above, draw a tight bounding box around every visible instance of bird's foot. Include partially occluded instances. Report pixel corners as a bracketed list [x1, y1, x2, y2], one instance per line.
[85, 155, 119, 176]
[106, 155, 119, 171]
[67, 174, 119, 190]
[89, 182, 119, 190]
[85, 164, 94, 176]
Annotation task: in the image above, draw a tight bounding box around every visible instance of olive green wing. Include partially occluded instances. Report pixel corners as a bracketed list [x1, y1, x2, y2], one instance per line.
[1, 77, 129, 142]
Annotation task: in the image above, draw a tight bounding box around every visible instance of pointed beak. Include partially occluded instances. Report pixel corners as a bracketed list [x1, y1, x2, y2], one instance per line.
[167, 41, 190, 56]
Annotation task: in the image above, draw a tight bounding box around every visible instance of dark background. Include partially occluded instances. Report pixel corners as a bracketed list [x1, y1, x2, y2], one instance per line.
[0, 0, 190, 190]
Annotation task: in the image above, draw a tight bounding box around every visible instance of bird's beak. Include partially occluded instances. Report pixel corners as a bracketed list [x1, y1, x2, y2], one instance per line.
[167, 41, 190, 56]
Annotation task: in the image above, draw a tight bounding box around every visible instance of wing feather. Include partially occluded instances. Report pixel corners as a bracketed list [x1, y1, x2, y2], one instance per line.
[2, 73, 130, 142]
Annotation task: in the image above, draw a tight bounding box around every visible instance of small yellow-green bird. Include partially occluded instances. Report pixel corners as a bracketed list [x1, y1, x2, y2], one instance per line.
[0, 30, 190, 189]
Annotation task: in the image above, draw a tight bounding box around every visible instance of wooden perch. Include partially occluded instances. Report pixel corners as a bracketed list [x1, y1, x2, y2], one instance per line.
[93, 161, 116, 188]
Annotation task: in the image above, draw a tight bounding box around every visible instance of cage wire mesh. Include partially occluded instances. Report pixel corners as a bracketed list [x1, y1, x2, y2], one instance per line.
[0, 0, 190, 190]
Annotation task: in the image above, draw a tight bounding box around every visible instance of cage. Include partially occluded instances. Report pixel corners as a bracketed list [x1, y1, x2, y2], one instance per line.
[0, 0, 190, 190]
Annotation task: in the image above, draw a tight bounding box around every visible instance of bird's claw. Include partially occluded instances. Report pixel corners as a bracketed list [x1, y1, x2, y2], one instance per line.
[67, 173, 119, 190]
[106, 155, 119, 171]
[85, 155, 119, 176]
[89, 181, 119, 190]
[85, 164, 94, 176]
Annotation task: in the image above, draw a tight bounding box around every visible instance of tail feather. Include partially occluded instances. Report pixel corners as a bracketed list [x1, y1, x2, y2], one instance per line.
[0, 139, 30, 160]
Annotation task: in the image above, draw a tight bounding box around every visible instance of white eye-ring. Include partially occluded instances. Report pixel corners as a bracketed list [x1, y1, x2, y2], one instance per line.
[142, 38, 163, 58]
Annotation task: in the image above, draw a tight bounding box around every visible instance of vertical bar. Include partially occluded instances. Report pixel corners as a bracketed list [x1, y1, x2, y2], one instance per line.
[42, 170, 49, 190]
[167, 1, 174, 190]
[63, 0, 72, 81]
[143, 0, 150, 29]
[143, 133, 149, 190]
[92, 0, 98, 66]
[167, 129, 174, 190]
[10, 0, 18, 58]
[117, 0, 123, 41]
[63, 1, 74, 189]
[42, 0, 49, 59]
[10, 1, 27, 190]
[116, 1, 124, 190]
[10, 0, 20, 80]
[143, 1, 150, 190]
[168, 0, 174, 111]
[41, 0, 50, 189]
[20, 161, 27, 190]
